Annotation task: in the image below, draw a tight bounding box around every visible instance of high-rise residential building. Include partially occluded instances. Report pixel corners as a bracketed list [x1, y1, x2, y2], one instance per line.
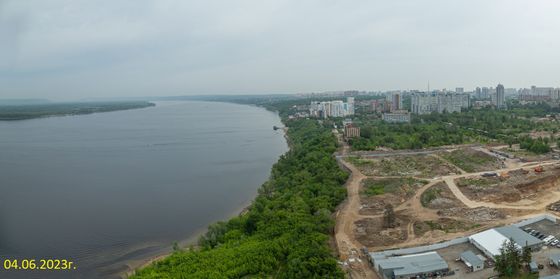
[411, 92, 469, 114]
[330, 100, 345, 117]
[346, 97, 355, 115]
[391, 93, 402, 111]
[518, 86, 555, 101]
[371, 99, 390, 113]
[532, 86, 554, 99]
[481, 87, 490, 99]
[456, 87, 464, 94]
[553, 89, 560, 100]
[495, 84, 506, 109]
[475, 87, 482, 99]
[309, 98, 355, 118]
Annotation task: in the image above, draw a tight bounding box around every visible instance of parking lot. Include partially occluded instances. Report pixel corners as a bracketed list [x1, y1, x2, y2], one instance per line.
[436, 242, 497, 279]
[522, 219, 560, 248]
[433, 219, 560, 279]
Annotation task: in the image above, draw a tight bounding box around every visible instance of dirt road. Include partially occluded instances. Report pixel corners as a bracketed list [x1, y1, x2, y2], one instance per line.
[333, 131, 378, 278]
[333, 137, 560, 278]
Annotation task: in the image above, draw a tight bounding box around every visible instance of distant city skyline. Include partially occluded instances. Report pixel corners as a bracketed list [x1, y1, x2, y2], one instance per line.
[1, 0, 560, 100]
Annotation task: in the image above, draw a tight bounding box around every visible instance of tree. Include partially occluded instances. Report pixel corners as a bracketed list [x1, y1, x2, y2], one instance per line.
[521, 245, 532, 266]
[494, 238, 522, 277]
[383, 204, 396, 228]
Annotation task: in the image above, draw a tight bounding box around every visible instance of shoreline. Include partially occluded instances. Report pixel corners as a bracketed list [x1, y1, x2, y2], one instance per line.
[121, 107, 287, 278]
[120, 195, 261, 278]
[0, 101, 155, 121]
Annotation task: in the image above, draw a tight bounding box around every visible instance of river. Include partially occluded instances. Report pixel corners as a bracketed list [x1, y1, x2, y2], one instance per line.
[0, 101, 288, 278]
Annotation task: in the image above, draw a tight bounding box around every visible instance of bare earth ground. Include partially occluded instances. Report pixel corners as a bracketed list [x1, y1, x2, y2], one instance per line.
[457, 166, 560, 204]
[347, 154, 460, 178]
[359, 178, 426, 215]
[333, 134, 560, 278]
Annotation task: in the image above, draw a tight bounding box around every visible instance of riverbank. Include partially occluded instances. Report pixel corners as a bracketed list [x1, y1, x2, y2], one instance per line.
[0, 100, 288, 279]
[0, 101, 155, 120]
[121, 197, 260, 278]
[116, 103, 288, 278]
[130, 116, 348, 278]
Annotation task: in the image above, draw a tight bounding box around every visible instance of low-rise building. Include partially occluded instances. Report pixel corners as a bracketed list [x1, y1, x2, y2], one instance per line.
[529, 261, 539, 273]
[460, 250, 484, 272]
[371, 251, 450, 279]
[469, 225, 543, 259]
[549, 254, 560, 268]
[382, 111, 411, 123]
[344, 124, 360, 138]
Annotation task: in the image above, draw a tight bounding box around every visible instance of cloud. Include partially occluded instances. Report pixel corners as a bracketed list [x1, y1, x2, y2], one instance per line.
[1, 0, 560, 99]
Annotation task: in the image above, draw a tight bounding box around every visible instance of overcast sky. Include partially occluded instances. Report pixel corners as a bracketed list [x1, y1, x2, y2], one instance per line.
[1, 0, 560, 100]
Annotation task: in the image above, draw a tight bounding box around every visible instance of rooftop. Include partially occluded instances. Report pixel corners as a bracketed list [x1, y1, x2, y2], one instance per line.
[549, 254, 560, 264]
[460, 250, 483, 267]
[469, 225, 542, 258]
[469, 229, 512, 258]
[495, 225, 542, 247]
[376, 251, 448, 277]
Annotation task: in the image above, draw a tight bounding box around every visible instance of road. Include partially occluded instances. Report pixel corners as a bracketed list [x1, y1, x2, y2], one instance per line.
[333, 130, 378, 279]
[335, 144, 482, 159]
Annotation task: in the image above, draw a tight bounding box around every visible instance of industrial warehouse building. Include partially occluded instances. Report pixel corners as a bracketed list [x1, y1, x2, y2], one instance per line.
[371, 251, 449, 279]
[469, 225, 543, 259]
[549, 254, 560, 268]
[460, 250, 484, 272]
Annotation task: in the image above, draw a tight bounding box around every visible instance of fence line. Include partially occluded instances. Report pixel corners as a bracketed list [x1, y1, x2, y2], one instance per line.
[369, 214, 557, 259]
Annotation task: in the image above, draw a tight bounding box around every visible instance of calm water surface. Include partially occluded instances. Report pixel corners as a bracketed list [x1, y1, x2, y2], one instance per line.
[0, 101, 288, 278]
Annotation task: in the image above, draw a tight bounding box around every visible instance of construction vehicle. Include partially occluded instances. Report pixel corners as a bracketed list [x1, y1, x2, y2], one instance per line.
[534, 165, 544, 173]
[481, 172, 497, 177]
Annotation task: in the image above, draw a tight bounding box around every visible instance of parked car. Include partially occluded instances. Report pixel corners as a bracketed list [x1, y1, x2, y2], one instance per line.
[551, 240, 559, 246]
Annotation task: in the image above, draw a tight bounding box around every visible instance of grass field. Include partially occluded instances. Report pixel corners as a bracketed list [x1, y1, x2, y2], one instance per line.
[347, 155, 459, 178]
[362, 177, 426, 196]
[440, 148, 500, 172]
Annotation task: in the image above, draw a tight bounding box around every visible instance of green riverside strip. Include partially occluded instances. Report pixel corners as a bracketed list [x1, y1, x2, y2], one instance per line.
[132, 115, 348, 278]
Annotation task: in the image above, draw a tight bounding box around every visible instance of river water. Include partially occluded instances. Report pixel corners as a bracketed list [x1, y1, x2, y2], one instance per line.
[0, 101, 288, 278]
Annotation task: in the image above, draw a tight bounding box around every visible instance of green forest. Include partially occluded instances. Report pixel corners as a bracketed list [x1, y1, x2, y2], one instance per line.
[351, 107, 560, 152]
[132, 118, 348, 278]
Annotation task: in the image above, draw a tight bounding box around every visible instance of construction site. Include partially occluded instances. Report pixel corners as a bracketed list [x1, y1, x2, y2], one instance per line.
[333, 138, 560, 279]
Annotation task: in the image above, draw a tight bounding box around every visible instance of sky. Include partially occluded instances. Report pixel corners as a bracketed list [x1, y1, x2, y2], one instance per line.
[1, 0, 560, 100]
